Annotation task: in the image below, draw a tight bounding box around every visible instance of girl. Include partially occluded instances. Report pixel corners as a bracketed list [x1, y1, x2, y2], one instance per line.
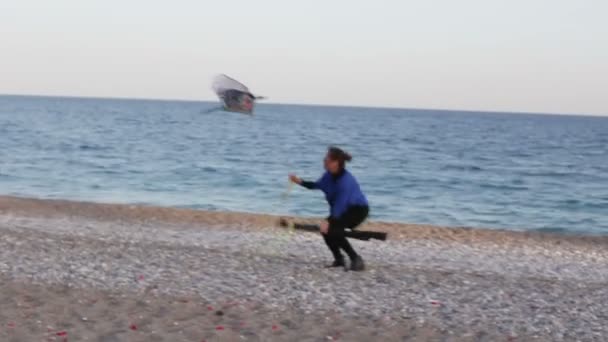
[289, 147, 369, 271]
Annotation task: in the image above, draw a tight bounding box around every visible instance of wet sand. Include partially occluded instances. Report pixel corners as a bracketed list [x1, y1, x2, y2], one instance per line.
[1, 195, 607, 341]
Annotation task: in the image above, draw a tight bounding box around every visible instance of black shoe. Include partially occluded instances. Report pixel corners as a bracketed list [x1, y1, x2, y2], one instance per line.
[325, 259, 345, 268]
[350, 255, 365, 271]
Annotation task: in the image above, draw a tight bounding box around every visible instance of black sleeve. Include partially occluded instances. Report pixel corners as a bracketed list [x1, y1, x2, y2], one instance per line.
[300, 180, 317, 190]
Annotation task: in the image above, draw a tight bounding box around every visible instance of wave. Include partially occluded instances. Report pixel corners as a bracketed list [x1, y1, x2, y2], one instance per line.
[88, 169, 121, 175]
[201, 166, 219, 173]
[533, 226, 569, 234]
[517, 170, 575, 178]
[554, 199, 608, 210]
[78, 144, 110, 151]
[440, 164, 483, 172]
[478, 183, 529, 191]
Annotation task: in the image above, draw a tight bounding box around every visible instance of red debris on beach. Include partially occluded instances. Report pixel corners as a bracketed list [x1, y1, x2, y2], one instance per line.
[207, 305, 214, 311]
[56, 331, 68, 336]
[430, 300, 441, 306]
[129, 324, 138, 330]
[223, 300, 238, 308]
[7, 321, 15, 328]
[272, 325, 279, 331]
[215, 325, 225, 331]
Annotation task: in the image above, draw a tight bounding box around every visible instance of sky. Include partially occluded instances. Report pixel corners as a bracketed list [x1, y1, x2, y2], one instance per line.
[1, 0, 607, 115]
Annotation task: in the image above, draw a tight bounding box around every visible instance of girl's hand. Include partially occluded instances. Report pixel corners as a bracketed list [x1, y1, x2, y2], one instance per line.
[320, 221, 329, 234]
[289, 174, 302, 184]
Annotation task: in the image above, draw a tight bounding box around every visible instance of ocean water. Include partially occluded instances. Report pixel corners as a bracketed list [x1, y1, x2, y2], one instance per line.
[1, 95, 607, 234]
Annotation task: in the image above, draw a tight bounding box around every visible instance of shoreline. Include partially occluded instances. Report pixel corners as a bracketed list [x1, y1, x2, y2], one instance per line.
[1, 194, 607, 247]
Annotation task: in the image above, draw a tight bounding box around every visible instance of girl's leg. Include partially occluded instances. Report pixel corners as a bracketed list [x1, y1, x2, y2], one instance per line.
[341, 206, 369, 230]
[327, 229, 363, 271]
[329, 206, 369, 271]
[336, 235, 358, 260]
[327, 209, 365, 261]
[330, 206, 369, 257]
[323, 234, 344, 265]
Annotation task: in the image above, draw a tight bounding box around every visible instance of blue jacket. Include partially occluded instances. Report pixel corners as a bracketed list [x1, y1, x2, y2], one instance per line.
[302, 170, 368, 219]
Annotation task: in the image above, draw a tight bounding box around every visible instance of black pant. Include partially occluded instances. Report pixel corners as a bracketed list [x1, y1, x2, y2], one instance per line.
[323, 206, 369, 261]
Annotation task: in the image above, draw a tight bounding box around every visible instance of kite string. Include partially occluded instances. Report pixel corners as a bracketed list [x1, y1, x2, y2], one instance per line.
[281, 179, 294, 201]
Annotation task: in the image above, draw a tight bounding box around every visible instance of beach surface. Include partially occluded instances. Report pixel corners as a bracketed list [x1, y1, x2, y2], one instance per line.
[0, 195, 607, 341]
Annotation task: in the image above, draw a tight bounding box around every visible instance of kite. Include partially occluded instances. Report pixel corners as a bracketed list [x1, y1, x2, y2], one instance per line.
[211, 74, 265, 115]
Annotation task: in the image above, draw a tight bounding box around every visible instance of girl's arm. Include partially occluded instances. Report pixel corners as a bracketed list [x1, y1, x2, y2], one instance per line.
[300, 180, 317, 189]
[289, 174, 321, 190]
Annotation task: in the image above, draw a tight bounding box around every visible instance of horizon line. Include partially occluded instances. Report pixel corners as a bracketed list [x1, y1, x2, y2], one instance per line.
[1, 92, 606, 118]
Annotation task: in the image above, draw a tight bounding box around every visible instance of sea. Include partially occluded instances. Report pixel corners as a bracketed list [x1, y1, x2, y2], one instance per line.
[1, 95, 607, 234]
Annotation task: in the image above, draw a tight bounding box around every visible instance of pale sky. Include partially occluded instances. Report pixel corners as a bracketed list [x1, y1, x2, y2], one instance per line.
[1, 0, 607, 115]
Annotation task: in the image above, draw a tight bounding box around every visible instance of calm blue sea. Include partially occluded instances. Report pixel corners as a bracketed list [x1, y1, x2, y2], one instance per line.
[1, 95, 607, 234]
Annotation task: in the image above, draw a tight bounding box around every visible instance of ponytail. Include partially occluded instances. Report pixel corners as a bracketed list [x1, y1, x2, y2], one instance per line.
[327, 146, 352, 168]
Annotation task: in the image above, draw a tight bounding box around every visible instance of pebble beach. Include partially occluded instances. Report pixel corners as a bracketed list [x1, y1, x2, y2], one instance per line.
[1, 195, 607, 341]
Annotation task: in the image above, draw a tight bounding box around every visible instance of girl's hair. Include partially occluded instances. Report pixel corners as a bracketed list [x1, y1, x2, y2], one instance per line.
[327, 146, 352, 167]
